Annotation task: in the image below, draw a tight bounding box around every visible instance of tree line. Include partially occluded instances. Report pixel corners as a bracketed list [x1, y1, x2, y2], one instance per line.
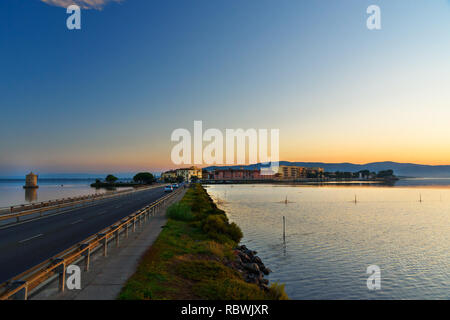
[101, 172, 156, 185]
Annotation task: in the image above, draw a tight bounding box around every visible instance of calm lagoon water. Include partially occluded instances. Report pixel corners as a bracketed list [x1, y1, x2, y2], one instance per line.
[0, 179, 124, 208]
[206, 180, 450, 299]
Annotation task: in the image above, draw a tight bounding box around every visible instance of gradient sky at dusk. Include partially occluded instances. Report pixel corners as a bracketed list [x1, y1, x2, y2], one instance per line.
[1, 0, 450, 176]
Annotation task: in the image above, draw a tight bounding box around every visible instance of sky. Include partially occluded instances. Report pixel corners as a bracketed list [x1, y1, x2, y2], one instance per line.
[1, 0, 450, 176]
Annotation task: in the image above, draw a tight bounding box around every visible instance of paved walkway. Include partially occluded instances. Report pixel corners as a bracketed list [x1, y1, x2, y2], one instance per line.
[33, 189, 185, 300]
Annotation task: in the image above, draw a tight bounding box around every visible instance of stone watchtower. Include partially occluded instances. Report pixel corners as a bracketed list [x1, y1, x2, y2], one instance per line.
[23, 172, 39, 189]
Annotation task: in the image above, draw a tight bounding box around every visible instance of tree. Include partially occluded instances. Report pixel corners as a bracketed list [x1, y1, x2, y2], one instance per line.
[377, 170, 394, 178]
[191, 176, 199, 183]
[105, 174, 118, 183]
[306, 172, 318, 179]
[343, 172, 352, 179]
[176, 175, 185, 183]
[133, 172, 156, 184]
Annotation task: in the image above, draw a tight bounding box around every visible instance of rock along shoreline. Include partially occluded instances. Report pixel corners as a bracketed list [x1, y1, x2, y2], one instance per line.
[230, 244, 273, 291]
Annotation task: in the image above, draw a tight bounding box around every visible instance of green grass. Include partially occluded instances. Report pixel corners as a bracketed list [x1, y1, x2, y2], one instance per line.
[166, 202, 195, 221]
[119, 184, 288, 300]
[175, 260, 239, 281]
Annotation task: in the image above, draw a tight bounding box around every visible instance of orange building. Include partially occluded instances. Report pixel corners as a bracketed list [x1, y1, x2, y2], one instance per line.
[210, 168, 275, 180]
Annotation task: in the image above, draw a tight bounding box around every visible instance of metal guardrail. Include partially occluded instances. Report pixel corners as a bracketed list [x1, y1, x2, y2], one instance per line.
[0, 185, 160, 225]
[0, 188, 134, 214]
[0, 187, 184, 300]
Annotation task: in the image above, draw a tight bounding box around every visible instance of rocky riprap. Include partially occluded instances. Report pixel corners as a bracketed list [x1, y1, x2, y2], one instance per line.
[231, 244, 273, 291]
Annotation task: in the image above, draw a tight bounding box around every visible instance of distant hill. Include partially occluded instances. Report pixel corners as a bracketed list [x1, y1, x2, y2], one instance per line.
[205, 161, 450, 178]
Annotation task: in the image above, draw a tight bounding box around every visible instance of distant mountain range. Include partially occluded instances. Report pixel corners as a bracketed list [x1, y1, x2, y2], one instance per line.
[205, 161, 450, 178]
[2, 162, 450, 179]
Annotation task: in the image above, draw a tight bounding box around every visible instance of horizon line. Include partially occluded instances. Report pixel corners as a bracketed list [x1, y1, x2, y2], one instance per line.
[1, 160, 450, 178]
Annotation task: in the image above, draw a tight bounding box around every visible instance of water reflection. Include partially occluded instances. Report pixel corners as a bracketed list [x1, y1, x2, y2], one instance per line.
[207, 183, 450, 299]
[0, 179, 105, 208]
[25, 188, 38, 203]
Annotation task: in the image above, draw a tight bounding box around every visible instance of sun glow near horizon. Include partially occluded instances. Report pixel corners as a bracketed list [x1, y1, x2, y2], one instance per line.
[1, 1, 450, 174]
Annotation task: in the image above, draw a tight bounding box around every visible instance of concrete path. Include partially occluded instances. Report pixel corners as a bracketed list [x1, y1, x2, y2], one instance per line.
[33, 189, 186, 300]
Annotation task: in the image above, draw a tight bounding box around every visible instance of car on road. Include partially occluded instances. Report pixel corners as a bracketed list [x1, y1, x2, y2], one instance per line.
[164, 185, 173, 192]
[172, 183, 179, 189]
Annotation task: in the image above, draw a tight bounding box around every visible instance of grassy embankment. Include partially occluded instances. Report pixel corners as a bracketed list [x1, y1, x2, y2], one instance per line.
[119, 184, 288, 300]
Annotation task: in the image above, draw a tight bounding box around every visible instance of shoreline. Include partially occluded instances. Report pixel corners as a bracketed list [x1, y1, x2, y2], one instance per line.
[119, 184, 288, 300]
[230, 245, 273, 291]
[202, 177, 399, 185]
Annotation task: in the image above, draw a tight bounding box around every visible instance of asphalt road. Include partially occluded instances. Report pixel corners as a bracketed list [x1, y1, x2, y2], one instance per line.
[0, 186, 168, 283]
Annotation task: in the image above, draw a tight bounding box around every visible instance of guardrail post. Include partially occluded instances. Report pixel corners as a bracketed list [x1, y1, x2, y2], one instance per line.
[53, 258, 66, 293]
[10, 281, 28, 300]
[132, 217, 136, 232]
[111, 226, 120, 247]
[98, 234, 108, 256]
[122, 220, 129, 238]
[137, 213, 141, 228]
[80, 243, 90, 271]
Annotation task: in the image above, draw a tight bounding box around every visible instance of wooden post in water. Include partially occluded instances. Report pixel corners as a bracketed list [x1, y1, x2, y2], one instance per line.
[283, 216, 286, 244]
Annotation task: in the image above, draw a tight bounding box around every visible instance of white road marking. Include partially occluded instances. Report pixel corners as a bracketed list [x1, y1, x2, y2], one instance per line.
[19, 233, 43, 243]
[70, 219, 83, 225]
[1, 188, 162, 231]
